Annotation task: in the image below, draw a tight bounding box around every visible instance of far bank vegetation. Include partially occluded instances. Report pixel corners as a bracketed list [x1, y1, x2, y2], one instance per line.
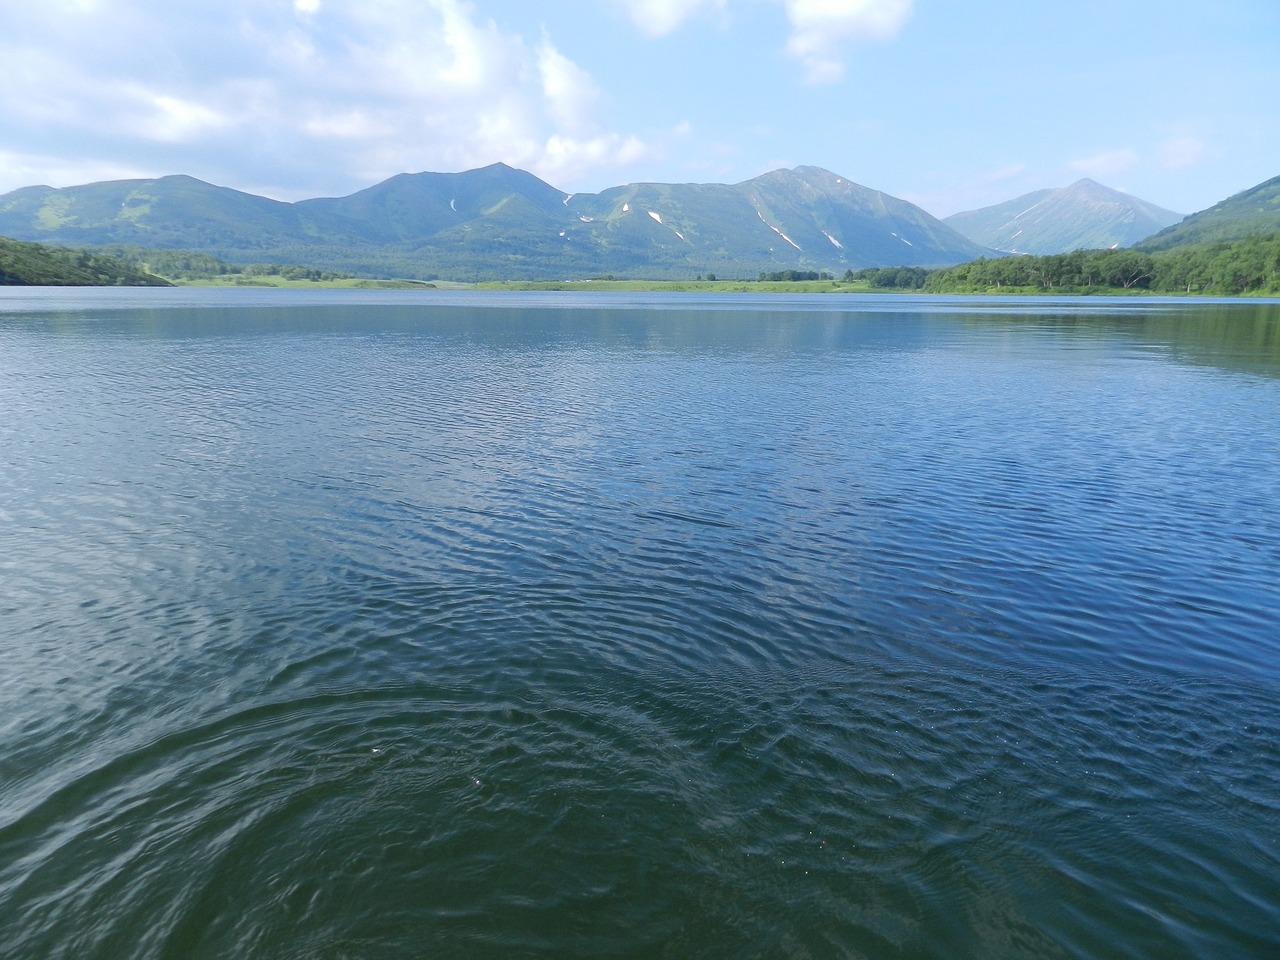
[922, 234, 1280, 296]
[4, 232, 1279, 296]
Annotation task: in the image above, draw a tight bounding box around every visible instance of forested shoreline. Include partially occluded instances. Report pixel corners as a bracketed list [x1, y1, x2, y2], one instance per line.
[920, 233, 1280, 295]
[0, 237, 170, 286]
[4, 231, 1279, 295]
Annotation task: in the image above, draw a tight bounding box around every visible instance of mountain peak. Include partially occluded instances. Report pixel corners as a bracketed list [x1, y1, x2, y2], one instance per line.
[945, 180, 1182, 254]
[752, 165, 845, 185]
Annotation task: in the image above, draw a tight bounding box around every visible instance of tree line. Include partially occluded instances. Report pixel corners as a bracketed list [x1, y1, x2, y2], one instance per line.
[757, 270, 834, 281]
[100, 246, 354, 282]
[843, 267, 930, 289]
[0, 237, 170, 286]
[9, 231, 1280, 294]
[923, 234, 1280, 295]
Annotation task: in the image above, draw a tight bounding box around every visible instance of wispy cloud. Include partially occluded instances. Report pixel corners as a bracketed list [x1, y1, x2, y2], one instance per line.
[783, 0, 914, 83]
[901, 162, 1034, 219]
[983, 162, 1027, 183]
[612, 0, 726, 37]
[612, 0, 912, 82]
[1069, 148, 1139, 180]
[0, 147, 155, 192]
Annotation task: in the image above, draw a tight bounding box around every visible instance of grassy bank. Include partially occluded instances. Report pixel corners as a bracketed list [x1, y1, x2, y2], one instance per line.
[171, 277, 876, 293]
[174, 275, 447, 290]
[473, 278, 873, 293]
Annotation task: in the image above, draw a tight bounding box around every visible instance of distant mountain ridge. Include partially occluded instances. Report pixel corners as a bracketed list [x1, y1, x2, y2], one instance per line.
[0, 164, 994, 280]
[944, 179, 1182, 255]
[1137, 174, 1280, 251]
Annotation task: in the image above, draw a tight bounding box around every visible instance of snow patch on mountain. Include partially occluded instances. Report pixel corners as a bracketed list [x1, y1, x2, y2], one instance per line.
[758, 212, 801, 251]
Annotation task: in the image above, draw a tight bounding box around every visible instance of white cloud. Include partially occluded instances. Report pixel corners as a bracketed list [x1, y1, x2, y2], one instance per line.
[538, 34, 601, 133]
[301, 109, 395, 142]
[0, 147, 156, 191]
[783, 0, 914, 83]
[0, 0, 649, 197]
[541, 133, 651, 185]
[1069, 148, 1139, 179]
[983, 162, 1027, 183]
[613, 0, 725, 37]
[134, 91, 233, 142]
[614, 0, 910, 80]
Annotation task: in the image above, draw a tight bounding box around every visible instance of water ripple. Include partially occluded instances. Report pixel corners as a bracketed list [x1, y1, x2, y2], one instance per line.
[2, 294, 1279, 958]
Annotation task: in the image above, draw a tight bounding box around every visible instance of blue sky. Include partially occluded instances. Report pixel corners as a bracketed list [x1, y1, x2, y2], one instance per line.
[1, 0, 1276, 216]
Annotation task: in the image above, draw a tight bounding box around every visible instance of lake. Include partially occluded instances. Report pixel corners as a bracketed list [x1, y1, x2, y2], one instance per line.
[1, 288, 1278, 959]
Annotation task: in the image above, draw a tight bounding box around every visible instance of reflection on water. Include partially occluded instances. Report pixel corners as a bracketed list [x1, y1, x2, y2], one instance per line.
[1, 290, 1278, 959]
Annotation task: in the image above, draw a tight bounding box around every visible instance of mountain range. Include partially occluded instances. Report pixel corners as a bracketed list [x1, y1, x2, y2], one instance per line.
[0, 165, 995, 280]
[942, 179, 1183, 255]
[6, 164, 1269, 282]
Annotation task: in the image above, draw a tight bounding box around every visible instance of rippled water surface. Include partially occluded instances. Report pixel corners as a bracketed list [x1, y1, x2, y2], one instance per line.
[2, 289, 1279, 959]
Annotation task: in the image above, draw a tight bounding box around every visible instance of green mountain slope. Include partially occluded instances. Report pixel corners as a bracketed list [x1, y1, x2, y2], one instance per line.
[945, 179, 1183, 254]
[373, 165, 992, 276]
[299, 163, 568, 238]
[0, 236, 171, 285]
[1136, 174, 1280, 252]
[550, 166, 990, 275]
[0, 164, 993, 280]
[0, 175, 306, 252]
[745, 166, 985, 264]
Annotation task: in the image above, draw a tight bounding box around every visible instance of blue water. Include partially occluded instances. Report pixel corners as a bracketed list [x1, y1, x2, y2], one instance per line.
[2, 289, 1278, 958]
